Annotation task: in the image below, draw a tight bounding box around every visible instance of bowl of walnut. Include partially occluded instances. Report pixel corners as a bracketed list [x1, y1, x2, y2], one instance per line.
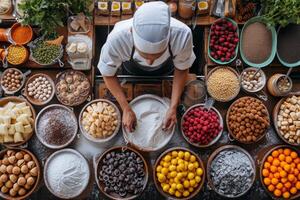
[0, 148, 40, 200]
[79, 99, 121, 143]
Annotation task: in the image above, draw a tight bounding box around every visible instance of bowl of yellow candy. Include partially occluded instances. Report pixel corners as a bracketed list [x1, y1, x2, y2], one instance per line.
[153, 147, 205, 199]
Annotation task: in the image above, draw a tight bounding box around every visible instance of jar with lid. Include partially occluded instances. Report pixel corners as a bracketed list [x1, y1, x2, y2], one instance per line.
[267, 74, 293, 97]
[178, 0, 196, 20]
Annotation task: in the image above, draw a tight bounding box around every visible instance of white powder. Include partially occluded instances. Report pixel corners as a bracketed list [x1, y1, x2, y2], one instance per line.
[46, 150, 89, 199]
[126, 98, 173, 150]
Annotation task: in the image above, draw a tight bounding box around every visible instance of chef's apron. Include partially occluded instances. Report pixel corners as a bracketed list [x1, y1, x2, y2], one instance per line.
[123, 42, 174, 76]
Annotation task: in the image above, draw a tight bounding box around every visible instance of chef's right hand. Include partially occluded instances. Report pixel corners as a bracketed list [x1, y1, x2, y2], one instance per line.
[123, 106, 137, 133]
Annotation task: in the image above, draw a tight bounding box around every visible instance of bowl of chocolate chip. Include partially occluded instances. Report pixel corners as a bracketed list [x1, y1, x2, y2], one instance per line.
[35, 104, 78, 149]
[55, 70, 91, 107]
[0, 68, 26, 95]
[96, 146, 148, 200]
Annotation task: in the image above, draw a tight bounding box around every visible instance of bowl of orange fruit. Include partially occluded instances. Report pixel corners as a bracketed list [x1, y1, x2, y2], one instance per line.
[260, 145, 300, 199]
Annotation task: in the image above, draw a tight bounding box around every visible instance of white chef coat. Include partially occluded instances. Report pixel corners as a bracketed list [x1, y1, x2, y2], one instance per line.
[98, 18, 196, 76]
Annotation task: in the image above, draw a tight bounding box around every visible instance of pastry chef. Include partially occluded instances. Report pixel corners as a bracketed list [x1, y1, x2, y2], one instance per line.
[98, 1, 196, 132]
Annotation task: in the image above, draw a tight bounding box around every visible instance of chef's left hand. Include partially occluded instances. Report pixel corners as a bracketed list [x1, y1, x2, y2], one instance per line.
[163, 107, 177, 131]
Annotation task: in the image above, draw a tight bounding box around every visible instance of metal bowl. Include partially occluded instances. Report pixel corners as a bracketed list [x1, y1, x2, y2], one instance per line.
[35, 104, 78, 149]
[79, 99, 121, 143]
[0, 68, 27, 95]
[180, 103, 223, 148]
[240, 67, 267, 93]
[122, 94, 175, 152]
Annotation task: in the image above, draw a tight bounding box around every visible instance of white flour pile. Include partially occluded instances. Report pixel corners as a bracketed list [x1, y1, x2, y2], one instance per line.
[126, 98, 173, 150]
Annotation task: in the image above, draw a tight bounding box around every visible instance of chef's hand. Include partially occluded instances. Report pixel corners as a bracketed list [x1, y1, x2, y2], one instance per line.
[123, 106, 137, 133]
[163, 107, 177, 131]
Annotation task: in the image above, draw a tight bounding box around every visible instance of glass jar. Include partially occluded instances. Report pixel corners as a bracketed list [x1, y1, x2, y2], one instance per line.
[178, 0, 196, 20]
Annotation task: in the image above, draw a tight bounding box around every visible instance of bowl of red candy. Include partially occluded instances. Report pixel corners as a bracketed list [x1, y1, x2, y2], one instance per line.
[208, 17, 239, 65]
[181, 104, 223, 148]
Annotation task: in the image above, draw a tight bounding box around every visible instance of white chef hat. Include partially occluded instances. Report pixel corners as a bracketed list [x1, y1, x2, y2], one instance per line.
[132, 1, 171, 54]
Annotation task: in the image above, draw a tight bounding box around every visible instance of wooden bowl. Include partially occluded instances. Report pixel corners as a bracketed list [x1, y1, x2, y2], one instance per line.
[226, 96, 270, 144]
[9, 23, 33, 45]
[0, 68, 26, 95]
[23, 73, 55, 106]
[0, 96, 36, 147]
[180, 104, 223, 148]
[0, 148, 41, 200]
[153, 147, 205, 200]
[206, 66, 240, 102]
[79, 99, 121, 143]
[207, 145, 256, 198]
[95, 146, 149, 200]
[6, 44, 29, 65]
[273, 95, 300, 146]
[259, 145, 300, 199]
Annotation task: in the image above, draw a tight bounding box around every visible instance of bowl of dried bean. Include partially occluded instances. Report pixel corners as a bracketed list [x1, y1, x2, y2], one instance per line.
[206, 66, 240, 102]
[23, 73, 55, 106]
[273, 95, 300, 146]
[226, 96, 270, 144]
[79, 99, 121, 143]
[181, 104, 223, 148]
[0, 68, 25, 95]
[96, 146, 148, 200]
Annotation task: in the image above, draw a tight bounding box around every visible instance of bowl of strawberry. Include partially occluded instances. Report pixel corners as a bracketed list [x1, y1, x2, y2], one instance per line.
[208, 18, 239, 65]
[181, 104, 223, 148]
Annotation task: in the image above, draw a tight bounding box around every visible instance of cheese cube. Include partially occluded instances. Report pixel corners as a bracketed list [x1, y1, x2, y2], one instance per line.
[8, 125, 15, 135]
[24, 124, 32, 134]
[14, 132, 24, 143]
[16, 114, 30, 125]
[0, 116, 11, 125]
[4, 134, 13, 143]
[4, 102, 16, 110]
[0, 124, 8, 135]
[6, 110, 17, 120]
[15, 102, 27, 109]
[14, 122, 24, 133]
[20, 106, 32, 117]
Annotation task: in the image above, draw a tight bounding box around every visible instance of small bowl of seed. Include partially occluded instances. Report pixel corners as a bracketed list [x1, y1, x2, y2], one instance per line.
[240, 67, 266, 93]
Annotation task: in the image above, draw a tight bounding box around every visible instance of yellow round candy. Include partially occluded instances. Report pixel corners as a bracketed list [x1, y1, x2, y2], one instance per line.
[161, 168, 168, 175]
[171, 151, 178, 158]
[189, 187, 194, 192]
[171, 159, 177, 165]
[163, 184, 170, 192]
[193, 162, 199, 168]
[190, 155, 196, 162]
[183, 190, 190, 197]
[188, 163, 195, 171]
[170, 171, 177, 178]
[174, 177, 180, 183]
[160, 160, 164, 166]
[158, 174, 166, 183]
[163, 162, 170, 168]
[196, 168, 203, 176]
[182, 172, 188, 177]
[164, 155, 172, 162]
[175, 191, 182, 198]
[177, 163, 185, 171]
[176, 183, 184, 191]
[169, 165, 176, 171]
[183, 180, 190, 188]
[156, 165, 162, 172]
[190, 179, 196, 187]
[171, 183, 177, 190]
[184, 152, 191, 160]
[178, 159, 184, 164]
[195, 176, 201, 183]
[169, 188, 175, 195]
[177, 172, 183, 180]
[178, 151, 184, 159]
[188, 172, 195, 180]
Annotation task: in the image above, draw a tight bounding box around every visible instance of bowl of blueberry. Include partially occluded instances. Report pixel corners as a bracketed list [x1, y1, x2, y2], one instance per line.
[96, 146, 149, 200]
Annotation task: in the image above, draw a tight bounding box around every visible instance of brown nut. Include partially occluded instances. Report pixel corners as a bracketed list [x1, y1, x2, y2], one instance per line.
[29, 167, 38, 177]
[24, 183, 31, 190]
[0, 165, 6, 173]
[17, 177, 26, 186]
[6, 165, 13, 174]
[21, 165, 29, 174]
[0, 181, 3, 187]
[9, 174, 18, 183]
[12, 166, 21, 175]
[1, 186, 8, 193]
[9, 188, 17, 197]
[17, 159, 25, 167]
[2, 158, 9, 165]
[13, 183, 20, 191]
[23, 154, 31, 162]
[0, 174, 8, 183]
[8, 156, 16, 164]
[26, 177, 35, 186]
[18, 188, 26, 196]
[25, 173, 31, 179]
[27, 161, 35, 169]
[6, 150, 15, 157]
[5, 180, 13, 189]
[15, 152, 23, 160]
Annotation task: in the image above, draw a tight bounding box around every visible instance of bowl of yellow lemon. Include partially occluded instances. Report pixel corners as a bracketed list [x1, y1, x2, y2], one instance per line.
[153, 147, 205, 199]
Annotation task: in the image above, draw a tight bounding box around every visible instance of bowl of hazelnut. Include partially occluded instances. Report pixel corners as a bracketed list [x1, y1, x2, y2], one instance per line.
[0, 68, 30, 95]
[0, 148, 40, 200]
